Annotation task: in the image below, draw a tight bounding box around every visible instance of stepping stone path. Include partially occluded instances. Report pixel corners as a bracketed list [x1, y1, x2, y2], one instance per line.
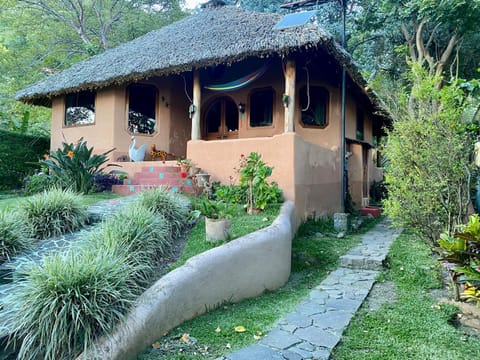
[221, 220, 401, 360]
[0, 196, 138, 339]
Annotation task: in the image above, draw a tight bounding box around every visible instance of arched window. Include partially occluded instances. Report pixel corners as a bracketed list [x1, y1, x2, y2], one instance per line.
[300, 86, 329, 128]
[65, 91, 95, 126]
[204, 96, 238, 140]
[127, 84, 157, 134]
[249, 87, 274, 127]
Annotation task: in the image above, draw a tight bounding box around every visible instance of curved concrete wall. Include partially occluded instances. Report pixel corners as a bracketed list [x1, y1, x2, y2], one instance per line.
[81, 201, 295, 360]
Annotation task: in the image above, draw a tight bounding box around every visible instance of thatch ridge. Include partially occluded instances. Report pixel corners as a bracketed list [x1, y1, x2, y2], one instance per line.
[15, 5, 379, 112]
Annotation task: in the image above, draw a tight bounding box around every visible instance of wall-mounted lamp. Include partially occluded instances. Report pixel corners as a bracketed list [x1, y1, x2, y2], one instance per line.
[238, 103, 246, 114]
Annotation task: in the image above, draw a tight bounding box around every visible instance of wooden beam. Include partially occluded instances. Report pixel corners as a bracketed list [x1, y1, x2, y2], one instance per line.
[284, 58, 296, 133]
[192, 69, 201, 140]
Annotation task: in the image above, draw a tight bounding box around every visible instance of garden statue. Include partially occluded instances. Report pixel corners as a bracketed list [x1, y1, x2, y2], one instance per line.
[129, 136, 147, 162]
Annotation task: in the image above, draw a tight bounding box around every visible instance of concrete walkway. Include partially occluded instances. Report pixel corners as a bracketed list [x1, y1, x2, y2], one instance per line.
[221, 220, 402, 360]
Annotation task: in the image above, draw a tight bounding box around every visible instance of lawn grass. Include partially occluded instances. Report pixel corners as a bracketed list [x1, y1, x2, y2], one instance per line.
[173, 204, 281, 269]
[332, 232, 480, 360]
[138, 216, 379, 360]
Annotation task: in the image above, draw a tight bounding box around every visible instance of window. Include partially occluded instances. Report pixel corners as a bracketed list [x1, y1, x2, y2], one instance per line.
[300, 86, 328, 128]
[249, 88, 274, 127]
[356, 106, 364, 141]
[127, 84, 157, 134]
[65, 91, 95, 126]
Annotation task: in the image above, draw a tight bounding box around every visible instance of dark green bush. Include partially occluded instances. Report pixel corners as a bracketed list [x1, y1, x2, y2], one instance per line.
[137, 187, 190, 238]
[19, 189, 88, 239]
[23, 173, 56, 195]
[0, 210, 33, 262]
[10, 248, 136, 360]
[0, 130, 49, 190]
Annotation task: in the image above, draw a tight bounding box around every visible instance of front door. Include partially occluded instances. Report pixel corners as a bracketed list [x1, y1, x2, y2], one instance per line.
[204, 96, 239, 140]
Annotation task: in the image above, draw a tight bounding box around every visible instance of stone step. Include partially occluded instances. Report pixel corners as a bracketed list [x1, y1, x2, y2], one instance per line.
[139, 165, 180, 174]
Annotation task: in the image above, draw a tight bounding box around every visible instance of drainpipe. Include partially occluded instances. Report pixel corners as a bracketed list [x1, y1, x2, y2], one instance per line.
[340, 0, 347, 212]
[192, 69, 201, 140]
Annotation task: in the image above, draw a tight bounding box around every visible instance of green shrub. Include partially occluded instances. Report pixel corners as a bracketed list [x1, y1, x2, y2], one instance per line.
[88, 205, 171, 287]
[9, 248, 136, 360]
[42, 138, 117, 194]
[19, 189, 88, 239]
[238, 152, 283, 212]
[0, 210, 33, 262]
[137, 187, 190, 238]
[23, 173, 56, 195]
[383, 66, 475, 242]
[214, 184, 247, 204]
[0, 130, 49, 190]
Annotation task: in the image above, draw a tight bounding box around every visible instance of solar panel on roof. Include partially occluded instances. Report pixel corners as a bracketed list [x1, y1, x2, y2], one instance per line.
[273, 10, 317, 30]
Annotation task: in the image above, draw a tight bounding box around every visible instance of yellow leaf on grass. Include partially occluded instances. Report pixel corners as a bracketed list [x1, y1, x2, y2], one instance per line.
[152, 342, 161, 349]
[215, 327, 221, 333]
[180, 333, 190, 343]
[234, 325, 246, 333]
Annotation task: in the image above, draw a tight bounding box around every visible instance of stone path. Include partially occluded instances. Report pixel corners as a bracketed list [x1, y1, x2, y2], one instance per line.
[0, 195, 138, 339]
[222, 220, 402, 360]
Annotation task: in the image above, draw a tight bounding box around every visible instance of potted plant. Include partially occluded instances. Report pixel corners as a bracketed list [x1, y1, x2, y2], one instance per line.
[199, 198, 236, 242]
[176, 158, 192, 174]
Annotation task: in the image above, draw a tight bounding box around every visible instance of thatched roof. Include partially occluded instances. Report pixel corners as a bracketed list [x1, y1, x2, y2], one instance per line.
[15, 5, 383, 115]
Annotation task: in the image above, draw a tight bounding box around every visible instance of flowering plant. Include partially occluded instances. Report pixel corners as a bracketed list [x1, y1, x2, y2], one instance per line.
[42, 138, 118, 194]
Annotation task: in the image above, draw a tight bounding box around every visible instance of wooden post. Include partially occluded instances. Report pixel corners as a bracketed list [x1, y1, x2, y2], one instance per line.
[192, 69, 201, 140]
[284, 59, 296, 133]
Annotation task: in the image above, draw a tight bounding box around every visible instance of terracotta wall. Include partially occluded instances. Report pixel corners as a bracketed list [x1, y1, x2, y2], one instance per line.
[187, 134, 296, 202]
[187, 133, 341, 226]
[293, 134, 342, 220]
[51, 90, 117, 154]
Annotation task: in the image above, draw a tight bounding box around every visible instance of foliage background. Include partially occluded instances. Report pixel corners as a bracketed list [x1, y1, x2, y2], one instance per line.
[0, 129, 49, 189]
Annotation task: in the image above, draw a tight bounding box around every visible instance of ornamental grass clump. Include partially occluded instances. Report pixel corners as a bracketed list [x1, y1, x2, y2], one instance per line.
[88, 205, 171, 287]
[137, 187, 190, 238]
[9, 248, 136, 360]
[19, 188, 88, 239]
[0, 210, 33, 262]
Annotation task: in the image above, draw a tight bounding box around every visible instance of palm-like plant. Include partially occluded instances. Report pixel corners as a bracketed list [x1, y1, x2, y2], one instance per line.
[43, 138, 117, 194]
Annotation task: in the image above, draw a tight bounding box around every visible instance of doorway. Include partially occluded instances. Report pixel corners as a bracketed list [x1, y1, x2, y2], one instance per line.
[204, 96, 239, 140]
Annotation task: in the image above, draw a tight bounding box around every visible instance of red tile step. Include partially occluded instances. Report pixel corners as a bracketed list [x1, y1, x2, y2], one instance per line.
[112, 165, 198, 196]
[360, 206, 382, 218]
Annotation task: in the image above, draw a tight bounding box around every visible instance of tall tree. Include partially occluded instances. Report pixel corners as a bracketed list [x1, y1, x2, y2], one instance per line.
[0, 0, 185, 135]
[352, 0, 480, 81]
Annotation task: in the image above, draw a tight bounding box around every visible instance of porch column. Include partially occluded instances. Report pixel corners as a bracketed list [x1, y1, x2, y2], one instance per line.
[192, 69, 201, 140]
[284, 59, 296, 133]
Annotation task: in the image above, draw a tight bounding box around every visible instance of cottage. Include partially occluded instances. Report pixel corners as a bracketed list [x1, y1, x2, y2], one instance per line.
[16, 3, 389, 225]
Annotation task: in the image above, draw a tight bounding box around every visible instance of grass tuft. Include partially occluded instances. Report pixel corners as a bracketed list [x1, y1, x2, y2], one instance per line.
[0, 210, 33, 262]
[9, 248, 136, 360]
[138, 188, 190, 238]
[88, 204, 172, 287]
[19, 188, 88, 239]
